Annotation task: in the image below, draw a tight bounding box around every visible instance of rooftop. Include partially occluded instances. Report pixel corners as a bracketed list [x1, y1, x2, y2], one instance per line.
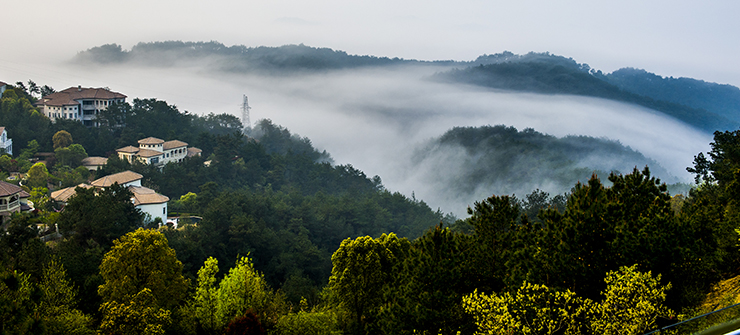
[163, 140, 187, 150]
[138, 137, 164, 145]
[137, 148, 164, 158]
[91, 170, 143, 187]
[0, 181, 22, 197]
[36, 86, 126, 107]
[116, 145, 139, 154]
[51, 184, 93, 203]
[129, 186, 169, 205]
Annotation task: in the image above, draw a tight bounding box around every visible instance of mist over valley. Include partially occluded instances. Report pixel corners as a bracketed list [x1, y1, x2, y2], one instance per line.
[27, 41, 717, 215]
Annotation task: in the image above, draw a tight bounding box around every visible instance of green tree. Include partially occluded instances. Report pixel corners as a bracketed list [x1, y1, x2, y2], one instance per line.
[195, 256, 220, 334]
[57, 183, 143, 248]
[328, 233, 410, 334]
[590, 265, 674, 335]
[54, 143, 88, 167]
[26, 162, 48, 188]
[98, 228, 189, 310]
[53, 130, 73, 149]
[462, 282, 589, 335]
[38, 258, 95, 335]
[0, 270, 37, 334]
[99, 288, 172, 335]
[216, 255, 271, 327]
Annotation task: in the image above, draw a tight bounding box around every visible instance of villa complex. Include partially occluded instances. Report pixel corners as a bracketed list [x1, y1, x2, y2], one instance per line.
[35, 86, 126, 127]
[117, 137, 200, 167]
[51, 170, 169, 223]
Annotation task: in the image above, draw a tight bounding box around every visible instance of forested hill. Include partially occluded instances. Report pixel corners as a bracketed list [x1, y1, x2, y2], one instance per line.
[435, 58, 736, 133]
[73, 41, 431, 73]
[601, 67, 740, 123]
[411, 125, 684, 208]
[75, 42, 740, 133]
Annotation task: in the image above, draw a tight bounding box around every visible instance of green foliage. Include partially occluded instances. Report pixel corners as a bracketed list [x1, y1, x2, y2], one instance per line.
[38, 259, 95, 335]
[99, 288, 172, 335]
[215, 255, 272, 328]
[26, 161, 49, 188]
[194, 256, 220, 333]
[589, 265, 674, 335]
[98, 228, 189, 310]
[382, 225, 476, 334]
[54, 143, 87, 168]
[52, 130, 73, 149]
[462, 283, 588, 335]
[328, 233, 410, 333]
[57, 183, 143, 248]
[0, 270, 38, 334]
[274, 308, 341, 335]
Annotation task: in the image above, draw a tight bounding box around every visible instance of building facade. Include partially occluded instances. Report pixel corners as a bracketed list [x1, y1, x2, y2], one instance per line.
[35, 86, 126, 127]
[116, 137, 196, 167]
[0, 127, 12, 156]
[52, 170, 169, 224]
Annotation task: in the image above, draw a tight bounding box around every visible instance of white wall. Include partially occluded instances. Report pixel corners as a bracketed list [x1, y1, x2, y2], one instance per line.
[138, 202, 167, 223]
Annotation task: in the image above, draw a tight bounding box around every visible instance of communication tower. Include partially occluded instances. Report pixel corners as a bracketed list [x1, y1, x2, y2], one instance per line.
[241, 95, 251, 133]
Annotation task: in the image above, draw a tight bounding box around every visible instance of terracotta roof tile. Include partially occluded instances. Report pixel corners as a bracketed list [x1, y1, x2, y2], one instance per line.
[129, 186, 169, 205]
[116, 145, 140, 154]
[51, 184, 92, 202]
[137, 148, 163, 158]
[36, 87, 126, 107]
[138, 137, 164, 145]
[91, 170, 143, 187]
[163, 140, 187, 150]
[187, 147, 202, 157]
[0, 181, 22, 197]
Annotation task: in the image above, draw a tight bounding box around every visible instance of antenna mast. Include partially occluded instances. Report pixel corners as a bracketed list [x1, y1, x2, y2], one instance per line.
[241, 94, 252, 133]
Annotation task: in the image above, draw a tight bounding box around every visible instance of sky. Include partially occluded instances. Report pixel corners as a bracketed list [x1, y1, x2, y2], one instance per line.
[2, 0, 740, 87]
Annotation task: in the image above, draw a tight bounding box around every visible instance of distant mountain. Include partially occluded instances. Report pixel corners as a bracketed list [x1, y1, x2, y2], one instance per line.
[435, 55, 736, 132]
[73, 41, 441, 73]
[74, 42, 740, 132]
[411, 124, 678, 203]
[600, 68, 740, 124]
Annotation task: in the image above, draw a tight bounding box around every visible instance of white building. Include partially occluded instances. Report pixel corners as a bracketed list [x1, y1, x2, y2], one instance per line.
[34, 86, 126, 127]
[117, 137, 196, 167]
[0, 81, 7, 99]
[51, 170, 169, 224]
[0, 127, 13, 156]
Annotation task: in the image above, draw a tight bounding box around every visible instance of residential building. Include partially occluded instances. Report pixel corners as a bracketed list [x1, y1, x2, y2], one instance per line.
[0, 127, 12, 156]
[0, 81, 7, 98]
[0, 181, 32, 224]
[81, 156, 108, 171]
[51, 170, 169, 223]
[116, 137, 197, 167]
[34, 86, 126, 127]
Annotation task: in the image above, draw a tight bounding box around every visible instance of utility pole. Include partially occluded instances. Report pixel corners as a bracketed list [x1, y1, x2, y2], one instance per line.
[241, 95, 251, 134]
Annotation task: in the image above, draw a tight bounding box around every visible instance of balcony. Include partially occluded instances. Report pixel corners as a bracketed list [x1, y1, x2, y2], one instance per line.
[0, 200, 20, 211]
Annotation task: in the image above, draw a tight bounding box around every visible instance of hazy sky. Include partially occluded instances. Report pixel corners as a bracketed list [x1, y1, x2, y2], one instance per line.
[3, 0, 740, 87]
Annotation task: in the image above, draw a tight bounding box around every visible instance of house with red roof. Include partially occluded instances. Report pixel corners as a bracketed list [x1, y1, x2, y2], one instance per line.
[34, 86, 126, 127]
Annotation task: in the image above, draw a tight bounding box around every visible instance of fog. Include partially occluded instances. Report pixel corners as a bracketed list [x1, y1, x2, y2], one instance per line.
[1, 58, 712, 215]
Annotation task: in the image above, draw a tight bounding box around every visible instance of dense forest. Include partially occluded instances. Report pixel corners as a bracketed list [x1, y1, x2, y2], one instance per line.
[3, 79, 740, 335]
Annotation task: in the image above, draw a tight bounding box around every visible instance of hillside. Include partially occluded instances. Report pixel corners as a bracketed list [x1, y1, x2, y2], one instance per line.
[435, 59, 736, 132]
[410, 125, 679, 208]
